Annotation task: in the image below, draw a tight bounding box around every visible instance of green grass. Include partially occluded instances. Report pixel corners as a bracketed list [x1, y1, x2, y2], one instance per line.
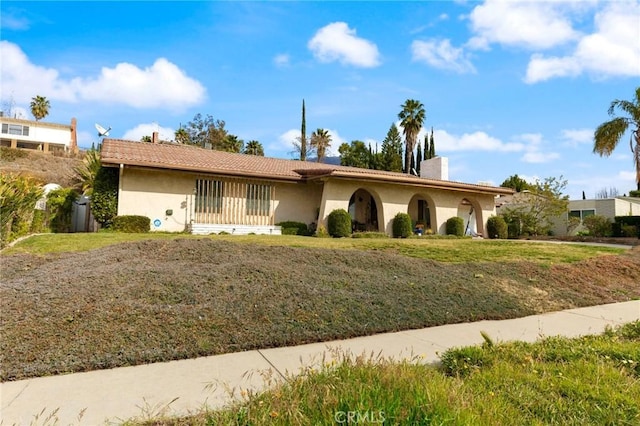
[2, 232, 625, 264]
[131, 322, 640, 425]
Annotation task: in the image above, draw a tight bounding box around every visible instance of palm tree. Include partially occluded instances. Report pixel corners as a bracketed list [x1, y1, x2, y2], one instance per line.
[30, 95, 50, 121]
[310, 128, 332, 162]
[74, 149, 101, 195]
[594, 87, 640, 190]
[174, 128, 190, 144]
[398, 99, 426, 174]
[243, 140, 264, 156]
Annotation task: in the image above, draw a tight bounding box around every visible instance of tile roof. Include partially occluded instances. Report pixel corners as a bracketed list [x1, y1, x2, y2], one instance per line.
[100, 139, 513, 195]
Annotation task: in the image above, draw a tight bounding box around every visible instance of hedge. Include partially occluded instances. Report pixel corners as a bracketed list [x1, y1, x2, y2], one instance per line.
[392, 213, 412, 238]
[112, 215, 150, 233]
[446, 216, 465, 236]
[486, 216, 507, 239]
[275, 221, 309, 236]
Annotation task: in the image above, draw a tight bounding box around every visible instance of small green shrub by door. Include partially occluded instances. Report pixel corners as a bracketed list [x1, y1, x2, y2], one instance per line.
[112, 215, 150, 233]
[486, 216, 508, 239]
[392, 212, 412, 238]
[446, 216, 465, 236]
[327, 209, 352, 238]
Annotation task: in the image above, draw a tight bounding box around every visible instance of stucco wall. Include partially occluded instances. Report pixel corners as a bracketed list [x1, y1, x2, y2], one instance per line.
[317, 178, 497, 236]
[552, 198, 640, 236]
[117, 167, 324, 232]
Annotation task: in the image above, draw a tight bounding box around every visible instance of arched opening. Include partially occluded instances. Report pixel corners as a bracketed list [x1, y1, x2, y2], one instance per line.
[457, 198, 484, 236]
[348, 188, 381, 232]
[408, 194, 436, 234]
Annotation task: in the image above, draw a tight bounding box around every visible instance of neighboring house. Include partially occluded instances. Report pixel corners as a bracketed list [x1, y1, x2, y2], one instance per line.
[0, 116, 78, 153]
[100, 139, 513, 236]
[552, 197, 640, 236]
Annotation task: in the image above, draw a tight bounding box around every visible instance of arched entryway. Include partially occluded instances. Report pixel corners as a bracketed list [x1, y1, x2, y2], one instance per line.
[408, 194, 436, 234]
[348, 188, 382, 232]
[457, 197, 484, 236]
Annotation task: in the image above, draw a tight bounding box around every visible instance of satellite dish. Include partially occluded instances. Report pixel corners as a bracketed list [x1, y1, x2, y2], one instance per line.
[95, 123, 111, 137]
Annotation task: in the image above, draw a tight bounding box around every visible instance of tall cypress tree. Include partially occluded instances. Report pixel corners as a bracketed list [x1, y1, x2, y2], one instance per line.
[300, 100, 307, 161]
[429, 127, 435, 159]
[416, 140, 422, 174]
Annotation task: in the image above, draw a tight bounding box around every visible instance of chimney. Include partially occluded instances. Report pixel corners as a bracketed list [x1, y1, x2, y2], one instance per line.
[420, 157, 449, 180]
[152, 131, 159, 144]
[70, 117, 78, 153]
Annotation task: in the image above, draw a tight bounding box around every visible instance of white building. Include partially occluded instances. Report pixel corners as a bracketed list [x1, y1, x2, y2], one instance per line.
[0, 115, 78, 153]
[552, 197, 640, 236]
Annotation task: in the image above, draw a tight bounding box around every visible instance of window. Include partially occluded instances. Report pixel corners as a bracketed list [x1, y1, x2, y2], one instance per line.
[246, 184, 271, 216]
[1, 123, 29, 136]
[569, 209, 595, 221]
[195, 179, 224, 214]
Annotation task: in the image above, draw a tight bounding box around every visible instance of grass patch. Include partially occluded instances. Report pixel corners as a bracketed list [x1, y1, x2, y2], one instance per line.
[3, 233, 625, 264]
[130, 322, 640, 425]
[2, 238, 639, 381]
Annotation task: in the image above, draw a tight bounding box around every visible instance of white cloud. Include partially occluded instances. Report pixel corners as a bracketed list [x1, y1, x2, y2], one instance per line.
[73, 58, 206, 111]
[308, 22, 381, 68]
[524, 2, 640, 83]
[273, 54, 290, 68]
[434, 130, 525, 152]
[467, 0, 580, 50]
[273, 128, 300, 153]
[0, 41, 206, 111]
[411, 39, 476, 73]
[122, 123, 176, 142]
[561, 128, 593, 147]
[521, 151, 561, 163]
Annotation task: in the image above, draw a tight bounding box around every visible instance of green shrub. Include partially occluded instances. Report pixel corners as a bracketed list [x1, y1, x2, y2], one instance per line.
[621, 225, 638, 237]
[315, 224, 330, 238]
[30, 209, 47, 233]
[91, 166, 119, 228]
[392, 212, 412, 238]
[0, 173, 43, 247]
[486, 216, 508, 239]
[47, 187, 78, 233]
[446, 216, 465, 236]
[629, 190, 640, 197]
[582, 214, 612, 237]
[0, 147, 28, 162]
[275, 221, 309, 236]
[111, 215, 150, 233]
[327, 209, 352, 238]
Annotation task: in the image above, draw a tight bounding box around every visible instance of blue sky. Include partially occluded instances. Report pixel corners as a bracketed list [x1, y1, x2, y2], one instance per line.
[1, 1, 639, 199]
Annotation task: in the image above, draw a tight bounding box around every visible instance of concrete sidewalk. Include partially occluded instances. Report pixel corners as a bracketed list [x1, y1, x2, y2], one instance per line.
[2, 301, 639, 425]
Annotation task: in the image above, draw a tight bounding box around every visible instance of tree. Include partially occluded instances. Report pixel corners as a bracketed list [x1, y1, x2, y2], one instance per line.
[30, 95, 50, 121]
[593, 87, 640, 190]
[221, 134, 243, 153]
[416, 140, 422, 174]
[243, 140, 264, 156]
[398, 99, 426, 174]
[500, 174, 533, 192]
[91, 166, 119, 228]
[140, 135, 151, 142]
[184, 113, 229, 150]
[500, 176, 569, 236]
[299, 99, 308, 161]
[174, 127, 190, 144]
[429, 127, 435, 159]
[380, 123, 403, 172]
[338, 140, 371, 168]
[74, 148, 101, 195]
[310, 128, 332, 163]
[595, 187, 620, 199]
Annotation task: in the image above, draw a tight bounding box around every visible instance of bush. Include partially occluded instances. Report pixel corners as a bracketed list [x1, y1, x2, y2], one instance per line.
[614, 216, 640, 238]
[446, 216, 465, 236]
[486, 216, 507, 239]
[327, 209, 352, 238]
[392, 212, 412, 238]
[582, 214, 612, 237]
[629, 190, 640, 197]
[314, 224, 330, 238]
[0, 173, 43, 247]
[47, 187, 78, 233]
[111, 215, 150, 233]
[92, 166, 119, 228]
[275, 221, 309, 236]
[0, 147, 28, 162]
